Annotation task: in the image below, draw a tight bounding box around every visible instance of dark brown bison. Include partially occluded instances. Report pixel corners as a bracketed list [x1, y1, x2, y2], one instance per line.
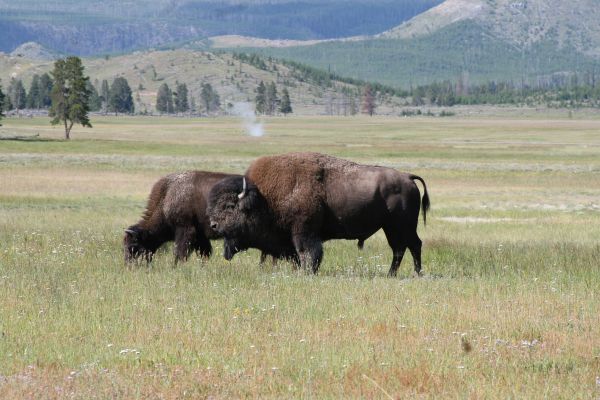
[124, 171, 234, 263]
[207, 152, 429, 276]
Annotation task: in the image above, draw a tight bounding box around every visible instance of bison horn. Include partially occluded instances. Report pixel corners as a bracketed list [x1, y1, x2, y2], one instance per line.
[124, 228, 136, 235]
[238, 177, 247, 199]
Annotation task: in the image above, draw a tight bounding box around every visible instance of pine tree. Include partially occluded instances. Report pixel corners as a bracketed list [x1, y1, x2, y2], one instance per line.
[200, 83, 220, 114]
[108, 77, 134, 114]
[167, 89, 174, 114]
[200, 83, 210, 113]
[27, 75, 41, 109]
[279, 88, 292, 115]
[8, 78, 27, 111]
[4, 93, 12, 112]
[349, 96, 358, 115]
[156, 83, 172, 114]
[86, 81, 102, 112]
[39, 73, 53, 108]
[16, 80, 26, 110]
[190, 96, 196, 114]
[361, 84, 376, 116]
[212, 89, 221, 113]
[266, 82, 278, 115]
[0, 81, 5, 125]
[100, 79, 110, 114]
[255, 81, 266, 114]
[174, 82, 189, 113]
[49, 56, 92, 139]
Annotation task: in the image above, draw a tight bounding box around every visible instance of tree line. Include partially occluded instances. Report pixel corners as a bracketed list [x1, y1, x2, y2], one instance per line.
[408, 78, 600, 108]
[0, 74, 52, 111]
[3, 52, 600, 134]
[237, 51, 600, 110]
[154, 82, 223, 115]
[156, 78, 295, 116]
[0, 56, 135, 138]
[0, 73, 134, 115]
[254, 81, 292, 115]
[0, 69, 226, 118]
[0, 55, 296, 138]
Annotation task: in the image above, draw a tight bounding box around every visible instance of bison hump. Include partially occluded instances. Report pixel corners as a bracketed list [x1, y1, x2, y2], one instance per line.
[247, 153, 326, 223]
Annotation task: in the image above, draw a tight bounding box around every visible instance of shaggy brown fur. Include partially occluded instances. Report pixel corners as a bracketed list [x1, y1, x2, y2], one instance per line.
[247, 153, 327, 230]
[209, 152, 430, 275]
[124, 171, 232, 263]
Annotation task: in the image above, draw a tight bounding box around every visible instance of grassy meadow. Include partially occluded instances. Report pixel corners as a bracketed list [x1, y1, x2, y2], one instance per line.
[1, 115, 599, 398]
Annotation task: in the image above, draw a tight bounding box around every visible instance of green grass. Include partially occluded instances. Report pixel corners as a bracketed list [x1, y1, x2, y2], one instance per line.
[1, 115, 600, 398]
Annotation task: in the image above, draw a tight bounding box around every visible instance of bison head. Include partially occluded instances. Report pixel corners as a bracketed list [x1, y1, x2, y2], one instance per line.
[207, 176, 268, 259]
[123, 225, 153, 262]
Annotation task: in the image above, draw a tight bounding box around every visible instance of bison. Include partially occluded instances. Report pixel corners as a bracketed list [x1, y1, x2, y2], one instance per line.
[124, 171, 235, 264]
[207, 152, 429, 276]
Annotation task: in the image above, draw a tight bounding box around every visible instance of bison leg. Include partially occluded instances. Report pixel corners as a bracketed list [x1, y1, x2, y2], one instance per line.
[173, 227, 196, 264]
[259, 252, 268, 265]
[383, 227, 407, 277]
[290, 253, 301, 269]
[293, 235, 323, 274]
[407, 234, 423, 276]
[259, 253, 283, 267]
[388, 245, 407, 277]
[144, 250, 155, 264]
[195, 233, 212, 259]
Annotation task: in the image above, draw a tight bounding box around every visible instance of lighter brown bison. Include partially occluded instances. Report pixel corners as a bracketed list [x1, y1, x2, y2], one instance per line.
[208, 152, 429, 276]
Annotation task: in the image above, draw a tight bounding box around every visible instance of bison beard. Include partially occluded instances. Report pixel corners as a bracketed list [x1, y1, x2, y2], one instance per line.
[208, 152, 430, 276]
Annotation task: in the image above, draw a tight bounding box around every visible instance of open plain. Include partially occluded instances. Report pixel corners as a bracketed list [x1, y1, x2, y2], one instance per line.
[1, 115, 599, 398]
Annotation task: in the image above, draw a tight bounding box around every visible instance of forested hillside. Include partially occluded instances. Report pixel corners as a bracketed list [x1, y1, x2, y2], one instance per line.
[245, 21, 600, 87]
[4, 48, 600, 120]
[219, 0, 600, 87]
[0, 0, 440, 55]
[0, 50, 405, 115]
[3, 0, 600, 93]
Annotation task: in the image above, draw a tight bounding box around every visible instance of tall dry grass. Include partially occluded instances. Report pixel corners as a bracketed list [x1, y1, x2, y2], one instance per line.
[1, 115, 599, 398]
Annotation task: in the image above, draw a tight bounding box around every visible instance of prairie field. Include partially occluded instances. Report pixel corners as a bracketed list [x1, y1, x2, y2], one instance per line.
[1, 115, 600, 399]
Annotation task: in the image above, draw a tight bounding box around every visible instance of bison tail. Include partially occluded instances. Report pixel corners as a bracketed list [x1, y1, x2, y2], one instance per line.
[409, 175, 430, 226]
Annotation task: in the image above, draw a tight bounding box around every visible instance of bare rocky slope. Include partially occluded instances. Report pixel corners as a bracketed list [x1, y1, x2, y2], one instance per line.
[380, 0, 600, 57]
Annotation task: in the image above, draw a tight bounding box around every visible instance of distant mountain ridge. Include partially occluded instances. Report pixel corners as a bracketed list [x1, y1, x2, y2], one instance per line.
[381, 0, 600, 57]
[238, 0, 600, 86]
[10, 42, 60, 61]
[0, 0, 441, 55]
[3, 0, 600, 88]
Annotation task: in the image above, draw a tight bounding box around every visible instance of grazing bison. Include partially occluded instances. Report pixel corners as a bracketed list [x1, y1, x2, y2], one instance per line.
[208, 152, 429, 276]
[124, 171, 233, 263]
